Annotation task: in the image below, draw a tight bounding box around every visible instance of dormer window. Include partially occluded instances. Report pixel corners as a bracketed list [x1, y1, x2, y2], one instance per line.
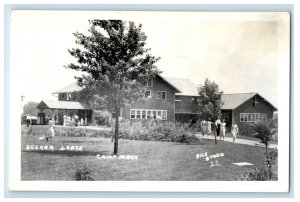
[66, 93, 72, 101]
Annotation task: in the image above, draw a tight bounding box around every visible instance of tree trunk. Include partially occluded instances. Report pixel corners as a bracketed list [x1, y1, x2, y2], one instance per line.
[113, 106, 120, 155]
[265, 143, 272, 180]
[215, 131, 217, 144]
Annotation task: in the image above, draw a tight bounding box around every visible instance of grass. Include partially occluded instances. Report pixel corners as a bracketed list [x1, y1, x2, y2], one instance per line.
[21, 126, 278, 181]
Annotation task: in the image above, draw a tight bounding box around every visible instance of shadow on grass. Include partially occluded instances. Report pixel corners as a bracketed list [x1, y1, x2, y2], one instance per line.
[22, 150, 111, 157]
[172, 142, 206, 145]
[60, 140, 105, 144]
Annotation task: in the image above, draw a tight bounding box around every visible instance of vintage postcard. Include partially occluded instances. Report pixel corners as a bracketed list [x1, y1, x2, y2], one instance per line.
[8, 10, 290, 192]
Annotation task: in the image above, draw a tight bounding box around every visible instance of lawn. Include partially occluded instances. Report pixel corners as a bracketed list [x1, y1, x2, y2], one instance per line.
[21, 126, 277, 181]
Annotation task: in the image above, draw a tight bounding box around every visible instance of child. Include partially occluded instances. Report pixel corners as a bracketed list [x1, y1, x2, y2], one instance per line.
[46, 118, 55, 141]
[231, 122, 239, 143]
[220, 119, 226, 140]
[39, 118, 55, 141]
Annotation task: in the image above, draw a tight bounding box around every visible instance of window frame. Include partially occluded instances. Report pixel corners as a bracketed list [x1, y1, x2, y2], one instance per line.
[157, 91, 167, 100]
[130, 109, 168, 120]
[145, 90, 151, 98]
[240, 113, 268, 122]
[146, 78, 153, 87]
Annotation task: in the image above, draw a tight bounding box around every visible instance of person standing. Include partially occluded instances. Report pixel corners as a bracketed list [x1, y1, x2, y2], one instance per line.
[74, 113, 79, 127]
[45, 118, 55, 141]
[206, 119, 212, 136]
[201, 120, 207, 136]
[231, 122, 239, 143]
[220, 119, 226, 141]
[26, 115, 31, 127]
[84, 116, 88, 126]
[215, 117, 221, 137]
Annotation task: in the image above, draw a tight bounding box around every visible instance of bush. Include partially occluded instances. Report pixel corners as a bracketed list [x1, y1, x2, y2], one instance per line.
[22, 122, 202, 144]
[235, 168, 270, 181]
[238, 123, 254, 137]
[93, 110, 111, 127]
[73, 167, 94, 181]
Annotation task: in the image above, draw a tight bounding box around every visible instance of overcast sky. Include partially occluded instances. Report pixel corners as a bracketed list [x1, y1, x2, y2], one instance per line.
[11, 11, 288, 107]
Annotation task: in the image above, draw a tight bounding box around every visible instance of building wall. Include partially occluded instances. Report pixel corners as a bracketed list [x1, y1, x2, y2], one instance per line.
[232, 95, 274, 127]
[175, 95, 199, 114]
[122, 76, 176, 122]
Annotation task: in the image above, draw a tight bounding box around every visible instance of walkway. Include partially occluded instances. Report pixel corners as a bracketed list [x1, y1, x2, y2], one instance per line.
[196, 134, 278, 149]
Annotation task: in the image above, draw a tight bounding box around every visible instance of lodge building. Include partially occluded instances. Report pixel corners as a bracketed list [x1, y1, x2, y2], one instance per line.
[36, 75, 277, 126]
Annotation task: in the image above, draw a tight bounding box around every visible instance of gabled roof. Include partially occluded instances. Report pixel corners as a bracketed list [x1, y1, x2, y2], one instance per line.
[37, 100, 91, 110]
[221, 93, 277, 111]
[53, 76, 183, 94]
[52, 82, 83, 94]
[157, 75, 182, 93]
[221, 93, 257, 110]
[164, 77, 199, 96]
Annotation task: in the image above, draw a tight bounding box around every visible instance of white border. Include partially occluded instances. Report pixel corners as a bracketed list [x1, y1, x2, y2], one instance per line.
[8, 11, 290, 192]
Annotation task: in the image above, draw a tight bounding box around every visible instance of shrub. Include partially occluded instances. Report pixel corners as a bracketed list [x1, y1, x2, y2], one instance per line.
[235, 168, 270, 181]
[73, 167, 94, 181]
[22, 122, 202, 144]
[238, 123, 254, 137]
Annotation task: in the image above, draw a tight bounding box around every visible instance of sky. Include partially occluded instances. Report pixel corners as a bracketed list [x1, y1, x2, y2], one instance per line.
[10, 11, 289, 107]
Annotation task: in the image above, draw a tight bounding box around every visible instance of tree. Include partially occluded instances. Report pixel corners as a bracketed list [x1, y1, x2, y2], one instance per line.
[65, 20, 161, 154]
[22, 101, 39, 116]
[197, 78, 223, 121]
[251, 120, 278, 180]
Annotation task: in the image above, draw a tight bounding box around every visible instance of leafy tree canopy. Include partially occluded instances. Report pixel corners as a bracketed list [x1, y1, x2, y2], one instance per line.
[251, 120, 277, 147]
[65, 20, 161, 154]
[22, 101, 39, 116]
[197, 78, 223, 121]
[65, 20, 161, 111]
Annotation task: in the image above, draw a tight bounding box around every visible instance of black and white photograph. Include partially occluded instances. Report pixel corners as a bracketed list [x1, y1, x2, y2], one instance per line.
[8, 10, 290, 192]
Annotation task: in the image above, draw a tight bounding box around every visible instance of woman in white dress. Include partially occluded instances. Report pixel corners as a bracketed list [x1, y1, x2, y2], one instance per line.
[206, 119, 212, 135]
[220, 119, 226, 140]
[231, 122, 239, 143]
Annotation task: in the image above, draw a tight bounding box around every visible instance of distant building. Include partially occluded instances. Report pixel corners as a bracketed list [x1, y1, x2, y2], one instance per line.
[36, 75, 277, 126]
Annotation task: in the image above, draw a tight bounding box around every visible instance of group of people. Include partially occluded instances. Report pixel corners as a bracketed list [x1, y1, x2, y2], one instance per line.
[201, 117, 239, 143]
[63, 114, 87, 127]
[40, 114, 88, 142]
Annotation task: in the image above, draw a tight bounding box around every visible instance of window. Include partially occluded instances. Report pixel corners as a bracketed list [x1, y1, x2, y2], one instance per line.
[162, 111, 167, 120]
[145, 90, 151, 98]
[130, 109, 167, 120]
[153, 111, 157, 119]
[240, 114, 245, 122]
[130, 109, 136, 119]
[66, 93, 72, 101]
[253, 97, 258, 107]
[240, 113, 267, 122]
[142, 110, 146, 119]
[157, 111, 162, 118]
[136, 110, 141, 119]
[60, 93, 66, 101]
[146, 78, 153, 87]
[157, 91, 166, 99]
[147, 110, 151, 119]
